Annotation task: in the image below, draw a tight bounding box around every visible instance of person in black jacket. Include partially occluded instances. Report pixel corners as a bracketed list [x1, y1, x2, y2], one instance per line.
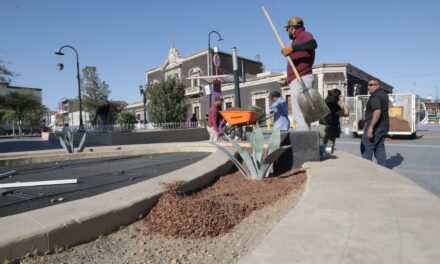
[361, 79, 389, 166]
[319, 89, 349, 154]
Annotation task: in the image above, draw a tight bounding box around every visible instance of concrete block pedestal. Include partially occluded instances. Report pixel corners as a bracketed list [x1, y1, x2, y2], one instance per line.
[274, 131, 320, 173]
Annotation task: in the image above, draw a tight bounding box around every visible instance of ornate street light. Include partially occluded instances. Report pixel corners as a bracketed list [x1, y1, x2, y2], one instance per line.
[208, 30, 223, 107]
[54, 45, 84, 131]
[139, 84, 147, 123]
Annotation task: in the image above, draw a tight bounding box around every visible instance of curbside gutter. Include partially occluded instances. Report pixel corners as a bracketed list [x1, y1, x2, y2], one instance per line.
[0, 145, 234, 262]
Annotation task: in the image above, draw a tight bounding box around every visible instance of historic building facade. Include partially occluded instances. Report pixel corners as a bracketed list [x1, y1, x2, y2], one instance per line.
[125, 48, 394, 124]
[143, 47, 264, 121]
[313, 63, 393, 98]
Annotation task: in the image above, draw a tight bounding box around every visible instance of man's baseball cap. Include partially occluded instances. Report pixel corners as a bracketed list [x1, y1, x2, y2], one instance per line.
[268, 90, 281, 98]
[284, 16, 304, 28]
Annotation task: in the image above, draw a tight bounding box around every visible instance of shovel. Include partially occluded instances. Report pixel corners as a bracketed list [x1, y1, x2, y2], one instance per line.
[262, 6, 330, 124]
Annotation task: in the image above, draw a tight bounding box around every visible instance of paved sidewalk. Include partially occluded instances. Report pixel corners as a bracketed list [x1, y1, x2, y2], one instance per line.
[240, 150, 440, 264]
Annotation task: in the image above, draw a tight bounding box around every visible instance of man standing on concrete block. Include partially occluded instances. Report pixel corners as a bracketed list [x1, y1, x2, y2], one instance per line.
[280, 16, 318, 131]
[361, 79, 389, 166]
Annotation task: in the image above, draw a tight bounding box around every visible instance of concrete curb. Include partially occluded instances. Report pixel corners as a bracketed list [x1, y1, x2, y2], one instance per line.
[0, 145, 234, 262]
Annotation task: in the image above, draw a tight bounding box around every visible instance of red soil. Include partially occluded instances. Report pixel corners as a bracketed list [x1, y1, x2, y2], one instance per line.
[144, 169, 307, 239]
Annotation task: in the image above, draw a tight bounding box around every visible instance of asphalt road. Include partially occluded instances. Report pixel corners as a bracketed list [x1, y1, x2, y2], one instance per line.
[335, 126, 440, 197]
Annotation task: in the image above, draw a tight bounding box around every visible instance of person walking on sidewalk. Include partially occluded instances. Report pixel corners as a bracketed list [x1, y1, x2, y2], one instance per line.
[319, 89, 349, 154]
[361, 79, 389, 166]
[269, 90, 290, 131]
[280, 16, 318, 131]
[207, 96, 223, 142]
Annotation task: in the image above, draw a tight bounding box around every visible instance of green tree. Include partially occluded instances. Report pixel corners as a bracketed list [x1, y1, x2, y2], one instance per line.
[116, 111, 137, 125]
[0, 94, 4, 125]
[80, 66, 110, 121]
[0, 58, 17, 83]
[2, 91, 46, 135]
[108, 101, 127, 125]
[54, 112, 67, 126]
[146, 78, 187, 123]
[28, 104, 48, 132]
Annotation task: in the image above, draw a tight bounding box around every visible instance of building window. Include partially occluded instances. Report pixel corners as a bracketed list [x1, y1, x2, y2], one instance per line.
[255, 98, 266, 114]
[193, 106, 200, 119]
[222, 96, 234, 109]
[167, 74, 179, 80]
[189, 68, 202, 87]
[191, 75, 199, 87]
[150, 79, 159, 86]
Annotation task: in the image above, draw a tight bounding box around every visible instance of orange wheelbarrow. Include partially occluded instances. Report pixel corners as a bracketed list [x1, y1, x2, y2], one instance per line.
[219, 110, 271, 140]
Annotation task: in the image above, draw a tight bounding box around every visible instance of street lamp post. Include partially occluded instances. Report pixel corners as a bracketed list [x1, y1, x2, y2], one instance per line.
[54, 45, 84, 131]
[231, 47, 241, 108]
[139, 84, 147, 123]
[208, 31, 223, 107]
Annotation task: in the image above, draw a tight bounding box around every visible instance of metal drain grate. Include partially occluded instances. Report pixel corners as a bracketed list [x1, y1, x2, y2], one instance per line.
[0, 152, 209, 217]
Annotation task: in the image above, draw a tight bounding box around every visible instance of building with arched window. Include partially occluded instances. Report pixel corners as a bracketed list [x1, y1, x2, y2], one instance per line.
[124, 47, 393, 125]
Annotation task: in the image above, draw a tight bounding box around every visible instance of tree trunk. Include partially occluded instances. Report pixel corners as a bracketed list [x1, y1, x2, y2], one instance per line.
[18, 119, 23, 137]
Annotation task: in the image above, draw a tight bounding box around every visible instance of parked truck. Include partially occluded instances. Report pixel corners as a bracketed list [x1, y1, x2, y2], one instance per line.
[341, 93, 428, 138]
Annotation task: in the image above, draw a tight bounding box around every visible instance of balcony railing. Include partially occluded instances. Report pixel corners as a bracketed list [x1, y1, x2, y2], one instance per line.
[185, 86, 203, 96]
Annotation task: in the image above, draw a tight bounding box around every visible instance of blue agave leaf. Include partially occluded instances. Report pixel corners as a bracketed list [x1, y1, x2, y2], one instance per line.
[77, 132, 88, 153]
[267, 128, 281, 156]
[56, 132, 72, 153]
[257, 146, 290, 179]
[211, 142, 249, 178]
[252, 123, 264, 170]
[64, 128, 74, 153]
[222, 133, 258, 179]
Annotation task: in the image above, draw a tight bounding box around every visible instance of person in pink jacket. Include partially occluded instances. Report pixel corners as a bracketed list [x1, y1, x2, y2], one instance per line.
[207, 96, 223, 142]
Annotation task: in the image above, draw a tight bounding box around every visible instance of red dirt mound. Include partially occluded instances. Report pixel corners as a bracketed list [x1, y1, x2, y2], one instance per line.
[144, 169, 306, 239]
[390, 117, 411, 131]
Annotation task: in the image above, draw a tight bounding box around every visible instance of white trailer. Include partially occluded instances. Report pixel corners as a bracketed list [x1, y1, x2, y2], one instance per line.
[341, 93, 428, 138]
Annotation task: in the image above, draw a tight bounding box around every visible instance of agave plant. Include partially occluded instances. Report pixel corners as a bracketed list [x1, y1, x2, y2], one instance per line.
[213, 124, 290, 180]
[55, 127, 88, 153]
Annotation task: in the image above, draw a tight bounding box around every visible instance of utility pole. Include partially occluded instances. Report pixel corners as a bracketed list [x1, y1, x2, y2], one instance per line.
[207, 31, 223, 107]
[231, 47, 241, 108]
[435, 86, 439, 102]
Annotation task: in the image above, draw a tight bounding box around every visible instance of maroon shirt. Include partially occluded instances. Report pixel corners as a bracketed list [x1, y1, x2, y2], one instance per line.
[287, 27, 316, 83]
[207, 104, 222, 133]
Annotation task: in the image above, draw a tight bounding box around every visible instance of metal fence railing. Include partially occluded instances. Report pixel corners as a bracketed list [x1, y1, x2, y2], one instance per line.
[51, 121, 202, 133]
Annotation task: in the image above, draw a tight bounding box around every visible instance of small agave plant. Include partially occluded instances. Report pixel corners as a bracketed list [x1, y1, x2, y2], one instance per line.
[213, 124, 290, 180]
[55, 127, 88, 153]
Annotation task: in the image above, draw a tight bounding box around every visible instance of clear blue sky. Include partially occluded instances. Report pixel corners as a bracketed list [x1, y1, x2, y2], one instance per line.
[2, 0, 440, 110]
